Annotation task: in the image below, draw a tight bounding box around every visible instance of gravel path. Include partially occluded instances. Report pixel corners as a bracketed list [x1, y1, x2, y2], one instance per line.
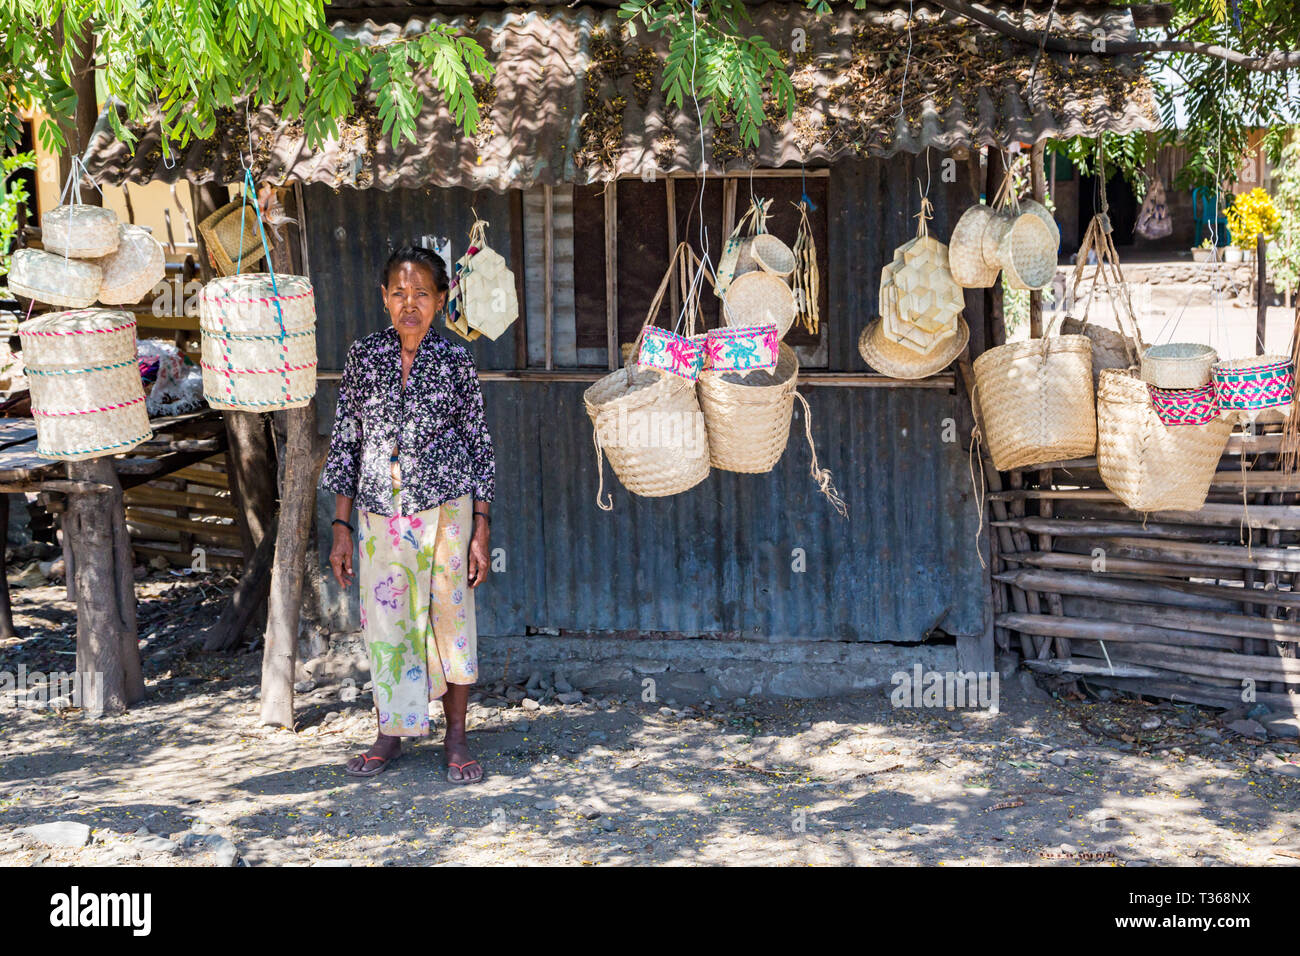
[1, 574, 1298, 867]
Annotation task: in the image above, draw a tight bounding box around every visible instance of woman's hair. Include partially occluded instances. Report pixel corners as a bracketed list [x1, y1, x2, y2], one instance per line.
[381, 243, 449, 292]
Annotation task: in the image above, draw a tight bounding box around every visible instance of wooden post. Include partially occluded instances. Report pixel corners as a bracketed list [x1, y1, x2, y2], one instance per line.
[1257, 234, 1268, 353]
[259, 400, 318, 728]
[0, 495, 15, 640]
[66, 459, 144, 712]
[985, 152, 1009, 347]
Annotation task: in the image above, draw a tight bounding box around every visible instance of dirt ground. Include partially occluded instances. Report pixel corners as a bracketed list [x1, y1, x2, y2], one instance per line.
[1, 572, 1299, 867]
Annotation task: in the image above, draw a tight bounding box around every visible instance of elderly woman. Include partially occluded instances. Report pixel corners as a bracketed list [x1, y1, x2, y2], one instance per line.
[321, 244, 495, 784]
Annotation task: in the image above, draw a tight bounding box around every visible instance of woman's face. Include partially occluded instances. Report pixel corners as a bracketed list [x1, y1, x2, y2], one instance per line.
[382, 261, 446, 342]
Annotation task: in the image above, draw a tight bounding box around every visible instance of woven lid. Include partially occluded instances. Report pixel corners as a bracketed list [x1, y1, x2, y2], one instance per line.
[41, 204, 121, 258]
[8, 248, 102, 308]
[948, 205, 1000, 287]
[200, 273, 316, 334]
[19, 307, 135, 338]
[722, 270, 796, 338]
[859, 316, 969, 380]
[96, 224, 167, 304]
[751, 234, 796, 277]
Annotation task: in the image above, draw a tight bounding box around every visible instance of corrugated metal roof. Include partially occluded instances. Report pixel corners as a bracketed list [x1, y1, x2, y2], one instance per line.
[83, 2, 1156, 191]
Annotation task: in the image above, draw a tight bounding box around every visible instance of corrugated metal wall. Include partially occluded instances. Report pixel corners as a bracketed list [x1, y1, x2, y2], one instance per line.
[306, 157, 989, 642]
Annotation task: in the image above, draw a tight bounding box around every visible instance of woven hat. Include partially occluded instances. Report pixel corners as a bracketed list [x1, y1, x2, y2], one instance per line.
[198, 198, 269, 277]
[948, 205, 1000, 287]
[723, 270, 796, 338]
[859, 315, 969, 380]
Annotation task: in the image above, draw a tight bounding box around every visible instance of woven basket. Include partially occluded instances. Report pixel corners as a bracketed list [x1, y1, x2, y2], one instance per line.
[1097, 369, 1232, 512]
[585, 242, 711, 508]
[95, 224, 167, 304]
[198, 199, 268, 277]
[1211, 355, 1296, 412]
[697, 343, 798, 473]
[8, 248, 102, 308]
[200, 273, 317, 410]
[723, 270, 796, 338]
[584, 366, 710, 503]
[1060, 316, 1138, 386]
[859, 316, 969, 380]
[1149, 383, 1220, 427]
[41, 204, 120, 258]
[996, 213, 1057, 291]
[1140, 343, 1218, 389]
[18, 308, 152, 460]
[972, 332, 1096, 470]
[948, 204, 1001, 288]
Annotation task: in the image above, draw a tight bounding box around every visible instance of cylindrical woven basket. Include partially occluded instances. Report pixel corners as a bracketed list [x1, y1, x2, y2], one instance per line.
[1140, 343, 1218, 389]
[697, 342, 799, 473]
[18, 308, 152, 461]
[997, 214, 1057, 291]
[8, 248, 101, 308]
[1211, 355, 1296, 412]
[200, 273, 317, 411]
[1149, 382, 1220, 427]
[584, 365, 710, 498]
[1097, 369, 1232, 512]
[95, 224, 167, 304]
[972, 333, 1097, 470]
[948, 205, 1000, 287]
[41, 204, 120, 258]
[723, 270, 796, 338]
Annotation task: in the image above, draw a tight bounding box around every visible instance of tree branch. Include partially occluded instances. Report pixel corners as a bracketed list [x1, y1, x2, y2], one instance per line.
[928, 0, 1300, 73]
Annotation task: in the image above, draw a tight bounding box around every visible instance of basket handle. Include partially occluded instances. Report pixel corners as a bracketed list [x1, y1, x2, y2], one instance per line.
[1066, 213, 1144, 365]
[630, 241, 695, 359]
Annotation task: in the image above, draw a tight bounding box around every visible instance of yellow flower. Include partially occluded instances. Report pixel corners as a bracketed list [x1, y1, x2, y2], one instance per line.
[1227, 188, 1281, 248]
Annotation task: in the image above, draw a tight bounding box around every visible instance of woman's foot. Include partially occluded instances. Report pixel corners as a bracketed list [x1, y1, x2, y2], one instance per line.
[444, 730, 483, 784]
[345, 732, 402, 778]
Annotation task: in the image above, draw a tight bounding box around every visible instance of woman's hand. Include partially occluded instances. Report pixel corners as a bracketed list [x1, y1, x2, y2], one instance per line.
[468, 517, 490, 588]
[330, 524, 354, 589]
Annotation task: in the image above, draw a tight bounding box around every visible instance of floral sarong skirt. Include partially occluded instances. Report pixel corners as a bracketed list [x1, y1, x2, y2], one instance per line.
[357, 492, 477, 736]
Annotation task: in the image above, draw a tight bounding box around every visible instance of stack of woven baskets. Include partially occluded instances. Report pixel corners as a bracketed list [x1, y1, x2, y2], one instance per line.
[949, 189, 1058, 292]
[8, 204, 166, 309]
[9, 202, 169, 461]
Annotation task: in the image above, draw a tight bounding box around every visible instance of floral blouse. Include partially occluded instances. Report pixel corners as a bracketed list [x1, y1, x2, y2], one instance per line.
[321, 325, 495, 517]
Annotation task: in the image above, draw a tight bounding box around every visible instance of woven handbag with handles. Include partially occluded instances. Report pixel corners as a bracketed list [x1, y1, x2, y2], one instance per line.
[584, 242, 711, 509]
[972, 313, 1097, 471]
[1098, 368, 1231, 512]
[1062, 213, 1146, 386]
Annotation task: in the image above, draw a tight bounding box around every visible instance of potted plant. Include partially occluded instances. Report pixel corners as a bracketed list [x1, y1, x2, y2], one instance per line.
[1225, 244, 1244, 263]
[1226, 188, 1280, 263]
[1192, 238, 1216, 263]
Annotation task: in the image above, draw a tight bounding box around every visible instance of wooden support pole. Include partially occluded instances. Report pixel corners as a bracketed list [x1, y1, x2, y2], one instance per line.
[1257, 234, 1268, 352]
[66, 459, 143, 713]
[259, 400, 319, 728]
[203, 523, 278, 652]
[0, 495, 15, 640]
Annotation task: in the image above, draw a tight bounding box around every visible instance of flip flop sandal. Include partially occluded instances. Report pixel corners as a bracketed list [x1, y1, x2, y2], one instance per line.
[345, 752, 400, 778]
[446, 760, 484, 785]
